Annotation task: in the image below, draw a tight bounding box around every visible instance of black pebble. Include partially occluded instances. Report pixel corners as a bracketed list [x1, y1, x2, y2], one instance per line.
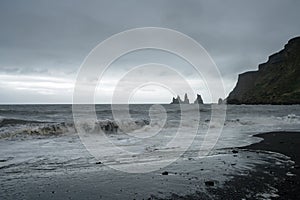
[162, 171, 168, 175]
[205, 181, 215, 187]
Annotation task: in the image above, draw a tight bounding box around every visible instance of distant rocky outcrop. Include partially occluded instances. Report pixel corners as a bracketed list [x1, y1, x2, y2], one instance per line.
[218, 98, 224, 105]
[194, 94, 204, 104]
[170, 95, 183, 104]
[170, 93, 205, 104]
[170, 93, 190, 104]
[170, 95, 181, 104]
[227, 37, 300, 105]
[183, 93, 190, 104]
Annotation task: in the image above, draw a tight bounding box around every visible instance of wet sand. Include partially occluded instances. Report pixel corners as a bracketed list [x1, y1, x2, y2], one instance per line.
[243, 131, 300, 166]
[170, 131, 300, 200]
[242, 131, 300, 199]
[1, 131, 300, 199]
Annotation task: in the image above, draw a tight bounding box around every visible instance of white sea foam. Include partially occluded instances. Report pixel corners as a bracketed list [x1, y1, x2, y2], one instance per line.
[1, 105, 300, 199]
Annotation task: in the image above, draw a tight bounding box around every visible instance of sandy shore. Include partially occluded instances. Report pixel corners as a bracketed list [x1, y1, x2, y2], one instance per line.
[1, 131, 300, 200]
[164, 131, 300, 200]
[241, 131, 300, 199]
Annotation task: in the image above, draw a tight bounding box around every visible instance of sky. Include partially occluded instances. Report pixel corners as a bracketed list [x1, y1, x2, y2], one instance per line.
[0, 0, 299, 104]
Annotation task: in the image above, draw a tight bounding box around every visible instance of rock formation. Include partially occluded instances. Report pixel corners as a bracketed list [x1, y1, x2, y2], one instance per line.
[170, 95, 182, 104]
[170, 93, 190, 104]
[227, 37, 300, 104]
[218, 98, 224, 105]
[194, 94, 204, 104]
[183, 93, 190, 104]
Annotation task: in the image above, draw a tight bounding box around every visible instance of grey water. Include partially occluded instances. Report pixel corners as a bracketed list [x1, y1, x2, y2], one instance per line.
[0, 104, 300, 199]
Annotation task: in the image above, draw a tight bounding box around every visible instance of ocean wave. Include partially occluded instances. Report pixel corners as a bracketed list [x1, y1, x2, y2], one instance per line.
[78, 119, 150, 134]
[0, 118, 151, 139]
[280, 114, 300, 123]
[198, 118, 255, 128]
[224, 119, 255, 126]
[0, 117, 51, 127]
[0, 122, 73, 139]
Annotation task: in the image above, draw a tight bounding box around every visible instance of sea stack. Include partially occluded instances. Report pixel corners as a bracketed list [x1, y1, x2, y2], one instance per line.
[170, 93, 190, 104]
[183, 93, 190, 104]
[170, 95, 182, 104]
[218, 98, 223, 105]
[194, 94, 204, 104]
[227, 37, 300, 105]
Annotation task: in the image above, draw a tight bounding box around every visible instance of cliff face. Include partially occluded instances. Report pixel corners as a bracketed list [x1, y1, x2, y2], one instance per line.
[227, 37, 300, 104]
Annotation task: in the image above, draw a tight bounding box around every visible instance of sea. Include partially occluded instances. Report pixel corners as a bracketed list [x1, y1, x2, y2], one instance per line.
[0, 104, 300, 199]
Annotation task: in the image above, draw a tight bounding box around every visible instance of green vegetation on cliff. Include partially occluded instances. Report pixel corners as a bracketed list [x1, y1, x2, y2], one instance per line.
[227, 37, 300, 104]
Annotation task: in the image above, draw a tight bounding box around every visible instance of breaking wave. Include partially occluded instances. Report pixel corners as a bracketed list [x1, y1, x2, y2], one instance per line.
[0, 118, 150, 139]
[0, 122, 73, 139]
[77, 119, 150, 134]
[1, 113, 299, 140]
[279, 114, 300, 123]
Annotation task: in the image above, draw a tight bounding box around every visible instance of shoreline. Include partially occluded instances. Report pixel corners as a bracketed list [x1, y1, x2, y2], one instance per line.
[240, 131, 300, 199]
[241, 131, 300, 165]
[1, 131, 300, 199]
[169, 131, 300, 200]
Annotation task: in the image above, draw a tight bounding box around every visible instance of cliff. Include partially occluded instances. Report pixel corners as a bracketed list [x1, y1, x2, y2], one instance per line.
[227, 37, 300, 104]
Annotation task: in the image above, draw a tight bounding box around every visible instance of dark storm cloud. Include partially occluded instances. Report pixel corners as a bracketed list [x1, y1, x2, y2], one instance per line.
[161, 0, 300, 73]
[0, 0, 166, 72]
[0, 0, 299, 103]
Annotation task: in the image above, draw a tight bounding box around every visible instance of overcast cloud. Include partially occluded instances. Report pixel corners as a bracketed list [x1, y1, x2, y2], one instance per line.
[0, 0, 299, 103]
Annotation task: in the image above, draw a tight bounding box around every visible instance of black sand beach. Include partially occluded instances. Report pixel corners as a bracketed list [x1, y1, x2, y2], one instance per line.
[169, 131, 300, 200]
[1, 130, 300, 199]
[242, 131, 300, 199]
[213, 131, 300, 200]
[244, 132, 300, 166]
